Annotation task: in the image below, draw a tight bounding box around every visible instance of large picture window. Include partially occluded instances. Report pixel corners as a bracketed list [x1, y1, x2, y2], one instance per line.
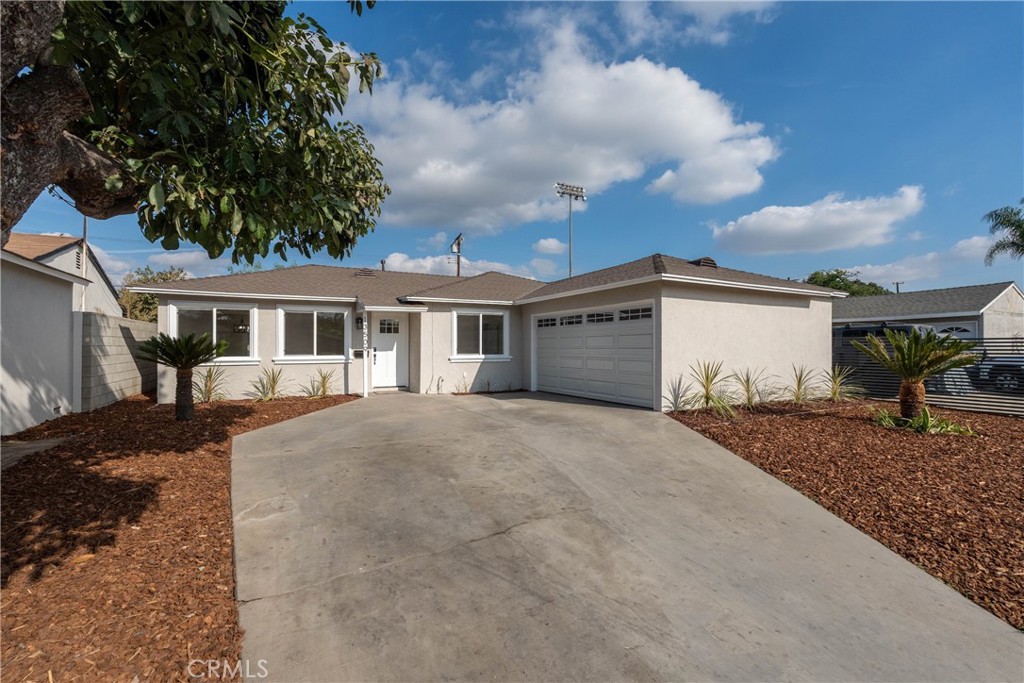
[173, 304, 255, 359]
[277, 307, 348, 361]
[452, 311, 510, 360]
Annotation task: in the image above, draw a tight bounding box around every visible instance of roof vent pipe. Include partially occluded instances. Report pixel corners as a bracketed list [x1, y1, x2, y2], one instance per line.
[380, 259, 386, 272]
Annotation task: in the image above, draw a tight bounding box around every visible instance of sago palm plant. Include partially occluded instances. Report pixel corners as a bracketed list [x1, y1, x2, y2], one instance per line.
[851, 328, 977, 419]
[137, 332, 228, 421]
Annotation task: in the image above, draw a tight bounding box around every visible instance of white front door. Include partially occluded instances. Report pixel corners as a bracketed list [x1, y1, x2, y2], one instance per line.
[372, 313, 408, 387]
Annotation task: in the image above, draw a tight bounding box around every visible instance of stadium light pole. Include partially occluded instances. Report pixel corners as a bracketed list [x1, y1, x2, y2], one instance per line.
[554, 183, 586, 277]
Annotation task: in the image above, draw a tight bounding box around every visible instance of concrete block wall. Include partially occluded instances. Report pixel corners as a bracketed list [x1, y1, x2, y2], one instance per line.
[81, 313, 158, 411]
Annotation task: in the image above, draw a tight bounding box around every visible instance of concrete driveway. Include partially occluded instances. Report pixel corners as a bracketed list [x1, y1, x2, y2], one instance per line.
[232, 393, 1022, 682]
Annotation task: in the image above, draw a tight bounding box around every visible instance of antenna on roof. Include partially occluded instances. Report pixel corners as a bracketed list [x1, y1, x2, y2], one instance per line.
[450, 233, 464, 277]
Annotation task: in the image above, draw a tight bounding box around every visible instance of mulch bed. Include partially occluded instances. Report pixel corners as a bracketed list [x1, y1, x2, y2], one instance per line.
[1, 393, 358, 682]
[670, 400, 1023, 631]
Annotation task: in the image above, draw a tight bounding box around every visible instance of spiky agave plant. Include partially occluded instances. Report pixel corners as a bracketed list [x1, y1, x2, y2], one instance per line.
[137, 333, 228, 421]
[851, 328, 977, 419]
[685, 360, 736, 417]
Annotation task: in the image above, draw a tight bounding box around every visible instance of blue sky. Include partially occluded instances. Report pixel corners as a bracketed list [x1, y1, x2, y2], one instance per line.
[16, 1, 1024, 291]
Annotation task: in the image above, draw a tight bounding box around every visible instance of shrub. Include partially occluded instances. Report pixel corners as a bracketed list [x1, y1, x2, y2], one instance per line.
[784, 364, 817, 404]
[730, 367, 771, 410]
[193, 366, 228, 403]
[248, 367, 287, 401]
[683, 361, 736, 418]
[136, 332, 228, 421]
[872, 405, 974, 435]
[663, 375, 691, 412]
[300, 368, 336, 400]
[821, 365, 865, 402]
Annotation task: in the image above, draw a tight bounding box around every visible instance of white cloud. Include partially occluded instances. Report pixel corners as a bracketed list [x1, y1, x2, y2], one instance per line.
[384, 252, 534, 279]
[88, 244, 134, 286]
[712, 185, 925, 254]
[529, 258, 559, 278]
[616, 2, 777, 48]
[908, 230, 925, 241]
[148, 250, 231, 278]
[847, 234, 996, 285]
[348, 14, 778, 232]
[533, 238, 567, 255]
[419, 230, 449, 251]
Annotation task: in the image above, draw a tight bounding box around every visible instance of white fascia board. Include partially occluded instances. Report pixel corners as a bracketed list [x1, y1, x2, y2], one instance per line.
[834, 311, 982, 323]
[979, 282, 1023, 314]
[400, 296, 514, 306]
[128, 286, 356, 302]
[2, 250, 90, 285]
[661, 274, 836, 298]
[361, 304, 429, 312]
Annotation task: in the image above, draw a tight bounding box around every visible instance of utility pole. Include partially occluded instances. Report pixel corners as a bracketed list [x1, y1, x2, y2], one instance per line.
[450, 233, 464, 277]
[554, 183, 586, 277]
[892, 281, 903, 293]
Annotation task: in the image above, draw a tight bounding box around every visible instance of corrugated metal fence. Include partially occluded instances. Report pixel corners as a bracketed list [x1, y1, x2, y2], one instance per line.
[833, 334, 1024, 416]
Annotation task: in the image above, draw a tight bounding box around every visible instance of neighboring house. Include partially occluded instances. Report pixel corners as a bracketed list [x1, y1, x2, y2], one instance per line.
[832, 282, 1024, 339]
[133, 253, 842, 411]
[2, 233, 145, 435]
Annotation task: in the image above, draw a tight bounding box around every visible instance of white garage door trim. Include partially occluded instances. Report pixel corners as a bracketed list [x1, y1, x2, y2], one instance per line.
[530, 299, 656, 408]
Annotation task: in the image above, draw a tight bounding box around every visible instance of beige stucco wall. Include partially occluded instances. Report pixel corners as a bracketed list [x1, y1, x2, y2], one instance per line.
[156, 296, 363, 403]
[980, 285, 1024, 338]
[1, 262, 77, 434]
[413, 303, 523, 394]
[660, 283, 833, 410]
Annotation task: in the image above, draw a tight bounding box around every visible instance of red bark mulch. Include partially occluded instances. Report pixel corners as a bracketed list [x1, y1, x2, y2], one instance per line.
[670, 400, 1023, 630]
[1, 393, 358, 682]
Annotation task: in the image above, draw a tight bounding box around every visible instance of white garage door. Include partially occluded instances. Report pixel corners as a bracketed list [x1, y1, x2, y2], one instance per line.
[535, 305, 655, 408]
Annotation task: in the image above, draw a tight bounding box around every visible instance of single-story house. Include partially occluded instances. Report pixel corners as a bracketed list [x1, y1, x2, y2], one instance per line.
[131, 253, 843, 411]
[832, 282, 1024, 339]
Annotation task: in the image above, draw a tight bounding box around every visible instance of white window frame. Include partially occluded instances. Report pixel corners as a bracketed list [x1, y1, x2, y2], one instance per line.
[168, 300, 259, 365]
[274, 304, 352, 364]
[450, 309, 512, 362]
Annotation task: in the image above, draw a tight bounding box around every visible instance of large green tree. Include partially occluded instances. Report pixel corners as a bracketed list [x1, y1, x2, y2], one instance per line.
[1, 0, 388, 264]
[805, 269, 892, 297]
[983, 198, 1024, 265]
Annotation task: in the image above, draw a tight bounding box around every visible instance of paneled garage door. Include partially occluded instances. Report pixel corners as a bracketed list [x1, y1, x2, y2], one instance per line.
[534, 305, 655, 408]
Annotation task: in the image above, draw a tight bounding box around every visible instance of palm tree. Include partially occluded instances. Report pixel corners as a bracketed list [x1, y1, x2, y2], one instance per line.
[137, 333, 228, 421]
[851, 328, 977, 419]
[983, 198, 1024, 265]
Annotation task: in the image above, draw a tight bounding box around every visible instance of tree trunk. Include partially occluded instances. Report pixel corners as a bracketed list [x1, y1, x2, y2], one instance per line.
[0, 0, 140, 245]
[898, 380, 925, 420]
[175, 369, 195, 422]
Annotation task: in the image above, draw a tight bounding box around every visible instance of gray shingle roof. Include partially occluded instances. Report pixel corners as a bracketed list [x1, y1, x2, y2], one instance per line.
[137, 264, 461, 307]
[403, 271, 543, 303]
[519, 254, 837, 301]
[832, 282, 1016, 321]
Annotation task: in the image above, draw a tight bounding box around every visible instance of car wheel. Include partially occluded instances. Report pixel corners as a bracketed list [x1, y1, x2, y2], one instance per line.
[992, 367, 1023, 394]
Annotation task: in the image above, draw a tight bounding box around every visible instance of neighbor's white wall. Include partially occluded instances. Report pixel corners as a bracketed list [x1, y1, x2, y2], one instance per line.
[980, 286, 1024, 338]
[1, 262, 76, 434]
[156, 296, 362, 403]
[41, 248, 122, 317]
[660, 283, 833, 410]
[414, 304, 523, 394]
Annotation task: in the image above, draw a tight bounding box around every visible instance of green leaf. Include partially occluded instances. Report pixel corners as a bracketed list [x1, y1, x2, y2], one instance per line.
[148, 183, 165, 211]
[231, 204, 243, 235]
[104, 175, 124, 192]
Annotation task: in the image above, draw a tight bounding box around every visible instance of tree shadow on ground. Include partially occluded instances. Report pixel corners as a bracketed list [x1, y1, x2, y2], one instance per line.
[1, 397, 256, 586]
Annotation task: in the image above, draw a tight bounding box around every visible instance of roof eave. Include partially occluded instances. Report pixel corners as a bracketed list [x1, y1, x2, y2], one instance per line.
[128, 286, 357, 303]
[2, 250, 91, 285]
[833, 311, 983, 323]
[399, 296, 515, 306]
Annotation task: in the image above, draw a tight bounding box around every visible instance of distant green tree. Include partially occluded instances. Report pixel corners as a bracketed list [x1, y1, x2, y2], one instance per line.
[805, 269, 892, 297]
[119, 266, 189, 322]
[983, 198, 1024, 265]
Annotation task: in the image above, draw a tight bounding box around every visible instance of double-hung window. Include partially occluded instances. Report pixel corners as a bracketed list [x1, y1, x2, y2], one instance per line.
[171, 302, 257, 362]
[276, 306, 349, 362]
[452, 310, 510, 361]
